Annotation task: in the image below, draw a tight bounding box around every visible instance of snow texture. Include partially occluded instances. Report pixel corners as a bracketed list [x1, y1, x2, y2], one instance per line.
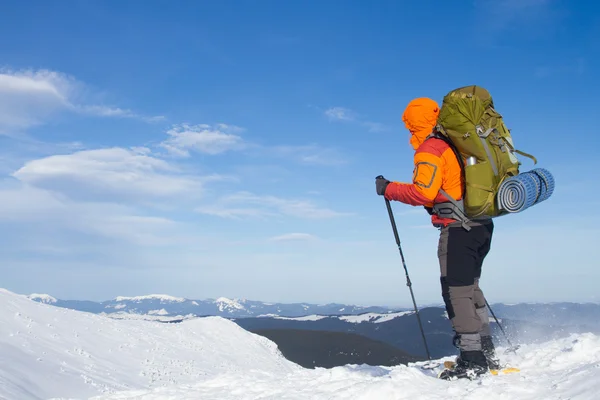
[257, 312, 414, 323]
[3, 288, 600, 400]
[272, 315, 328, 321]
[0, 289, 295, 400]
[215, 297, 246, 312]
[339, 311, 415, 324]
[27, 293, 57, 304]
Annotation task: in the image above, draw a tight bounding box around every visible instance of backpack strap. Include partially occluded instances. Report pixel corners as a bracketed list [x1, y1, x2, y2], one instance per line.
[424, 132, 472, 231]
[502, 139, 538, 164]
[433, 189, 472, 232]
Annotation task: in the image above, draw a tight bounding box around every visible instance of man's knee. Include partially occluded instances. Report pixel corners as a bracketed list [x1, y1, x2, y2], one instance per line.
[448, 285, 482, 334]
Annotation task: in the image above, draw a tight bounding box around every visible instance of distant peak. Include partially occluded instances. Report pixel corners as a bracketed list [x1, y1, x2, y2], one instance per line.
[28, 293, 57, 304]
[214, 297, 246, 312]
[114, 294, 186, 303]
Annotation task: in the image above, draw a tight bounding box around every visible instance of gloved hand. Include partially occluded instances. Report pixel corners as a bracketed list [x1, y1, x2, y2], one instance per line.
[375, 175, 390, 196]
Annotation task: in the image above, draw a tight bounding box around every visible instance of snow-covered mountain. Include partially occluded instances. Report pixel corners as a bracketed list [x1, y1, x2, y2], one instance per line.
[28, 293, 600, 329]
[27, 292, 400, 318]
[2, 288, 600, 400]
[1, 288, 296, 400]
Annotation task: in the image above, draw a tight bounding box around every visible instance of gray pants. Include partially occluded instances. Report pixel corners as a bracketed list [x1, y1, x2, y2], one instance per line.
[438, 219, 494, 352]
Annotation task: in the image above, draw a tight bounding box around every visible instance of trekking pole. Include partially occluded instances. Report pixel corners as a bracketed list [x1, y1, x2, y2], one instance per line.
[485, 299, 519, 353]
[383, 196, 432, 361]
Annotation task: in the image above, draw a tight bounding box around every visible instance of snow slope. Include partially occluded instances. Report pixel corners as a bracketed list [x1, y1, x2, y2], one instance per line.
[3, 288, 600, 400]
[93, 334, 600, 400]
[0, 289, 297, 400]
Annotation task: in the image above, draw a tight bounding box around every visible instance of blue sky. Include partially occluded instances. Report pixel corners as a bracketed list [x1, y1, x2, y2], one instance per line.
[0, 0, 598, 306]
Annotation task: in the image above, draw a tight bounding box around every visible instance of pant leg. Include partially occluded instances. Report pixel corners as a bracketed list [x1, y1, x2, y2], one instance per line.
[474, 279, 491, 337]
[438, 223, 483, 352]
[474, 221, 494, 337]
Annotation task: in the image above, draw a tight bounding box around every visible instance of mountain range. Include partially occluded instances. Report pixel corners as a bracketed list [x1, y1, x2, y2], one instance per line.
[27, 293, 600, 360]
[26, 293, 397, 318]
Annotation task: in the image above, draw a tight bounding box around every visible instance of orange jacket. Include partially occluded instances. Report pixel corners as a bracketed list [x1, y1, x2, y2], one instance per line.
[384, 98, 463, 227]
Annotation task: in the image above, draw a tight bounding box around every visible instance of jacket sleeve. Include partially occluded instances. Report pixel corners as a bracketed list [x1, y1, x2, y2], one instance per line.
[384, 150, 443, 206]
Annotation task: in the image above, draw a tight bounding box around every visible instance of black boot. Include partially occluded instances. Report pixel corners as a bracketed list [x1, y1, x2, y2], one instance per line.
[482, 336, 501, 370]
[439, 350, 488, 380]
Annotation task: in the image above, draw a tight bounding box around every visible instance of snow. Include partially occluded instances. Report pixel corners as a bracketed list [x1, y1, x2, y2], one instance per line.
[102, 312, 196, 323]
[113, 294, 186, 303]
[0, 289, 295, 400]
[215, 297, 246, 312]
[27, 293, 57, 304]
[93, 333, 600, 400]
[339, 311, 415, 324]
[3, 287, 600, 400]
[105, 303, 126, 310]
[272, 315, 328, 321]
[147, 309, 169, 316]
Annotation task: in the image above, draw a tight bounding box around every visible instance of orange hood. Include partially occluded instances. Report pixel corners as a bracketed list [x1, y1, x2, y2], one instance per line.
[402, 98, 440, 150]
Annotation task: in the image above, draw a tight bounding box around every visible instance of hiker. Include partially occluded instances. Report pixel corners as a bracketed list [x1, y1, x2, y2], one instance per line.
[375, 97, 499, 380]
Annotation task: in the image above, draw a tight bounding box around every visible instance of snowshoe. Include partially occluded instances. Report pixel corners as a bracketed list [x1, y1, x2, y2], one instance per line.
[438, 350, 488, 381]
[445, 336, 502, 370]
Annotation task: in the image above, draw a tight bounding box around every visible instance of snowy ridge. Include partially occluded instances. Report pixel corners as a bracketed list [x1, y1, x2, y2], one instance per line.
[114, 294, 186, 303]
[101, 311, 196, 322]
[148, 309, 169, 316]
[27, 293, 57, 304]
[2, 288, 600, 399]
[264, 314, 329, 321]
[27, 293, 406, 318]
[255, 311, 415, 323]
[339, 311, 415, 324]
[215, 297, 246, 312]
[0, 288, 295, 400]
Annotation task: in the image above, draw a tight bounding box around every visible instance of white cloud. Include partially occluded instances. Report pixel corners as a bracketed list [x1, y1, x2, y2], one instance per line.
[362, 121, 388, 133]
[325, 107, 355, 121]
[0, 183, 188, 246]
[196, 191, 351, 220]
[12, 147, 205, 201]
[324, 106, 387, 133]
[270, 145, 347, 166]
[158, 124, 348, 166]
[160, 123, 246, 157]
[268, 233, 318, 242]
[77, 105, 165, 122]
[0, 68, 163, 132]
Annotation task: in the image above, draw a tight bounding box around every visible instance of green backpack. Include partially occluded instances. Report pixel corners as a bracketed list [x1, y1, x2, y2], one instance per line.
[432, 85, 537, 224]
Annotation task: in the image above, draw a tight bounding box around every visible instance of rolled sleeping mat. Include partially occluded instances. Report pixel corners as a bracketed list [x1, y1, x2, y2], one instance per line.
[497, 168, 555, 213]
[530, 168, 555, 204]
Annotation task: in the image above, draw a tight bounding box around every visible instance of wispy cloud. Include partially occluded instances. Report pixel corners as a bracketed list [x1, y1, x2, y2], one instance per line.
[325, 107, 356, 122]
[77, 105, 166, 123]
[0, 68, 164, 133]
[0, 183, 189, 246]
[157, 123, 348, 166]
[324, 106, 388, 133]
[268, 233, 319, 242]
[196, 191, 351, 220]
[12, 146, 207, 201]
[159, 123, 246, 157]
[270, 145, 347, 166]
